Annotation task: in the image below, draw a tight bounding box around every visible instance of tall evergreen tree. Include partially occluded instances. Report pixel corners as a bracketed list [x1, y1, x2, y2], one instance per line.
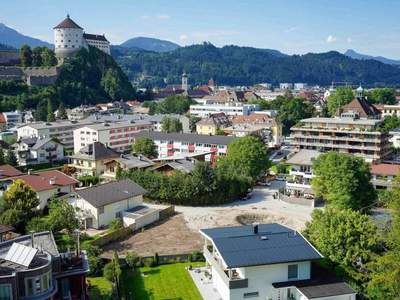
[57, 102, 67, 120]
[41, 47, 57, 66]
[19, 44, 32, 67]
[47, 99, 55, 122]
[32, 47, 43, 66]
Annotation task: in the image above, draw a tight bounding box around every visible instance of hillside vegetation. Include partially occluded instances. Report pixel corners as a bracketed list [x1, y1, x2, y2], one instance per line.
[112, 42, 400, 87]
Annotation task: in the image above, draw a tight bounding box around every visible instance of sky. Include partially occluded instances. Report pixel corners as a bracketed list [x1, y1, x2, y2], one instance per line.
[1, 0, 400, 59]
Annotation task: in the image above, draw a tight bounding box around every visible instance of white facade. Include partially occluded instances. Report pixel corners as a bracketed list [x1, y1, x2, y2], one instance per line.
[190, 103, 260, 117]
[71, 194, 143, 229]
[73, 121, 152, 153]
[54, 27, 85, 61]
[280, 83, 293, 90]
[84, 35, 111, 55]
[14, 138, 64, 166]
[381, 104, 400, 118]
[294, 83, 308, 90]
[2, 111, 22, 129]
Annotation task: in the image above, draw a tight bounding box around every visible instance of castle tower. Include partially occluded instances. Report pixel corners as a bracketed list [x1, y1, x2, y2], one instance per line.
[53, 14, 85, 63]
[181, 72, 188, 94]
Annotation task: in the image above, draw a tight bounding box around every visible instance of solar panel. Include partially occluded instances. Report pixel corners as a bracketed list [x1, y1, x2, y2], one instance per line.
[5, 243, 38, 267]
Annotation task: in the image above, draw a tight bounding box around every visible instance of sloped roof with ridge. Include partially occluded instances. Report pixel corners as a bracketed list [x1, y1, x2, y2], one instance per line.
[53, 15, 83, 29]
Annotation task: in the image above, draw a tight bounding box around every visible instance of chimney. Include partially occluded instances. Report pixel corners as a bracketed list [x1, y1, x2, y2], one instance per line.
[252, 223, 259, 234]
[27, 169, 32, 175]
[49, 178, 56, 185]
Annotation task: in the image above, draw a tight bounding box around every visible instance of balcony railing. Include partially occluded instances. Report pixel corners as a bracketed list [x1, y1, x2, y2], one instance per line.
[203, 246, 248, 289]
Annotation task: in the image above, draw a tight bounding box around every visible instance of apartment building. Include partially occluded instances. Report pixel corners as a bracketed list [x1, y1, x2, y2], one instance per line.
[17, 120, 94, 149]
[73, 120, 153, 153]
[291, 117, 390, 162]
[0, 111, 22, 130]
[196, 113, 231, 135]
[282, 150, 321, 206]
[133, 131, 236, 163]
[0, 231, 89, 300]
[379, 103, 400, 118]
[190, 102, 259, 117]
[199, 223, 356, 300]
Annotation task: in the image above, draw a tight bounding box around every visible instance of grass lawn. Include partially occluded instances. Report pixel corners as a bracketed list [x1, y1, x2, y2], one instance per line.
[87, 276, 113, 300]
[123, 262, 204, 300]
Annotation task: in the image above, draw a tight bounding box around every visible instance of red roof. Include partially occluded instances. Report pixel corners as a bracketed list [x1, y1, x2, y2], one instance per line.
[15, 170, 78, 192]
[0, 113, 6, 124]
[0, 165, 22, 180]
[370, 164, 400, 177]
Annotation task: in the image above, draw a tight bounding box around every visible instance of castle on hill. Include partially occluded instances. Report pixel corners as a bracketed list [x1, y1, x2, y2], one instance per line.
[53, 14, 110, 62]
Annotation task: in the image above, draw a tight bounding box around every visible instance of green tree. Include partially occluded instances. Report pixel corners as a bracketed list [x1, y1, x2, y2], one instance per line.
[156, 95, 194, 114]
[3, 179, 39, 212]
[47, 199, 79, 233]
[161, 116, 183, 133]
[125, 251, 139, 269]
[132, 137, 158, 158]
[217, 136, 270, 181]
[47, 99, 55, 122]
[0, 148, 5, 165]
[103, 251, 122, 299]
[367, 88, 396, 105]
[312, 152, 376, 211]
[366, 182, 400, 299]
[5, 150, 17, 166]
[142, 101, 157, 115]
[278, 97, 315, 135]
[303, 207, 379, 283]
[189, 115, 201, 132]
[35, 99, 48, 121]
[101, 69, 122, 100]
[19, 44, 32, 67]
[32, 47, 43, 67]
[327, 87, 354, 116]
[378, 115, 400, 133]
[57, 102, 68, 119]
[41, 47, 57, 66]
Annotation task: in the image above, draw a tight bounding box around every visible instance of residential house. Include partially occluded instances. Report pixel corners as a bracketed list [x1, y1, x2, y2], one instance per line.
[68, 142, 119, 176]
[389, 127, 400, 148]
[0, 164, 22, 195]
[0, 111, 22, 130]
[0, 231, 89, 300]
[9, 170, 78, 209]
[199, 223, 356, 300]
[378, 103, 400, 118]
[282, 150, 321, 207]
[73, 120, 153, 153]
[225, 114, 282, 148]
[67, 105, 99, 121]
[370, 163, 400, 189]
[133, 131, 236, 163]
[13, 137, 64, 166]
[103, 154, 154, 179]
[196, 113, 231, 135]
[152, 157, 198, 175]
[70, 179, 157, 229]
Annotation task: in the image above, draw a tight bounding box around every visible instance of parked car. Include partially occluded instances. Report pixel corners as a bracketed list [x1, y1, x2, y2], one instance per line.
[257, 181, 271, 186]
[276, 175, 286, 181]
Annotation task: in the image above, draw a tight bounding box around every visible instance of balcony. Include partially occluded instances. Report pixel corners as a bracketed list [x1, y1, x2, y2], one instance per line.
[203, 246, 248, 289]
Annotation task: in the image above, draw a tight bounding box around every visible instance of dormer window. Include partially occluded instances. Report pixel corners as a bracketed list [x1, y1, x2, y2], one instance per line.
[288, 264, 298, 280]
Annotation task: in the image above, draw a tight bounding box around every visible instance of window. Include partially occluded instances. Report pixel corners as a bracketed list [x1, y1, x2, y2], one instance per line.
[98, 206, 104, 214]
[25, 272, 51, 296]
[244, 292, 259, 298]
[288, 264, 298, 280]
[0, 284, 12, 300]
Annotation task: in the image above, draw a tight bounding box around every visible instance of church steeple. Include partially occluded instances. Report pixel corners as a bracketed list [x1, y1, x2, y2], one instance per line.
[356, 84, 364, 100]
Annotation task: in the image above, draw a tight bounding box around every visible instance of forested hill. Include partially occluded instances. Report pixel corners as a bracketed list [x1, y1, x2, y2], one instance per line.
[112, 42, 400, 87]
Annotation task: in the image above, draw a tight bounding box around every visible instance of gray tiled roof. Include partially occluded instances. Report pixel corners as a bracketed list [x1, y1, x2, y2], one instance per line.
[76, 179, 147, 208]
[70, 142, 119, 161]
[31, 137, 61, 150]
[83, 33, 108, 42]
[286, 150, 321, 166]
[201, 224, 322, 268]
[133, 130, 236, 145]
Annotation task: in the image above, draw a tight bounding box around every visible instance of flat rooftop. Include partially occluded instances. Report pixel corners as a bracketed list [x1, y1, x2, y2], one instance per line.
[298, 117, 381, 126]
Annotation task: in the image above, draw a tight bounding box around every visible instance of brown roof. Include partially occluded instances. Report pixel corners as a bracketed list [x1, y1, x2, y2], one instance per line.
[338, 98, 381, 118]
[0, 113, 5, 124]
[231, 114, 277, 126]
[53, 15, 83, 29]
[0, 165, 22, 180]
[370, 164, 400, 177]
[15, 170, 78, 192]
[197, 113, 231, 127]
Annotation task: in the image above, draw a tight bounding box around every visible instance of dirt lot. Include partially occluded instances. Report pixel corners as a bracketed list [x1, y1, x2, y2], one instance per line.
[102, 214, 204, 257]
[102, 181, 316, 258]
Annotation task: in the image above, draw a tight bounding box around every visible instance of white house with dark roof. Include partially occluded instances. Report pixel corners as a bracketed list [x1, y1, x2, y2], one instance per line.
[13, 137, 64, 166]
[70, 179, 157, 229]
[198, 223, 356, 300]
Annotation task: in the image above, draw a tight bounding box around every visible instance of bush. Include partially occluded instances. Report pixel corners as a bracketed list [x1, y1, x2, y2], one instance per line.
[77, 175, 100, 187]
[189, 251, 203, 262]
[109, 219, 123, 231]
[125, 251, 139, 269]
[143, 257, 156, 267]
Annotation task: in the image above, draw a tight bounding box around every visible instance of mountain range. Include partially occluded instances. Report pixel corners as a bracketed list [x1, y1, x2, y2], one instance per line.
[119, 37, 180, 52]
[344, 49, 400, 66]
[0, 23, 53, 49]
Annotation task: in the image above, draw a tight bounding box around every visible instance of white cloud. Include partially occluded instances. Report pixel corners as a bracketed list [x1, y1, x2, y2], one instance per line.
[347, 37, 353, 43]
[140, 14, 170, 21]
[326, 35, 337, 43]
[157, 14, 170, 20]
[179, 34, 188, 40]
